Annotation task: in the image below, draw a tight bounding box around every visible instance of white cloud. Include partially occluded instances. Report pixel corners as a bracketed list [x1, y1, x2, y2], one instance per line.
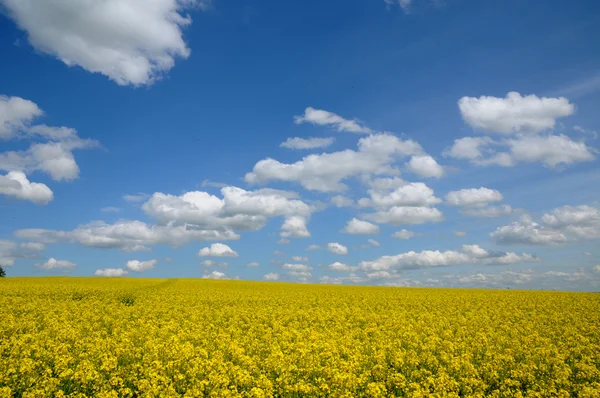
[203, 271, 227, 280]
[283, 263, 312, 272]
[391, 229, 417, 240]
[0, 239, 43, 267]
[328, 262, 352, 272]
[94, 268, 128, 277]
[406, 155, 444, 178]
[1, 0, 206, 86]
[445, 134, 594, 169]
[143, 186, 312, 233]
[280, 216, 311, 238]
[362, 182, 441, 208]
[574, 125, 598, 139]
[368, 239, 380, 247]
[593, 265, 600, 274]
[0, 95, 42, 139]
[16, 220, 239, 252]
[100, 206, 122, 213]
[364, 206, 444, 225]
[125, 259, 157, 272]
[123, 193, 149, 203]
[198, 243, 239, 257]
[263, 272, 280, 281]
[445, 187, 503, 207]
[35, 257, 75, 271]
[454, 231, 467, 237]
[331, 195, 354, 208]
[294, 107, 372, 134]
[0, 171, 53, 204]
[461, 204, 513, 218]
[291, 256, 309, 262]
[491, 215, 569, 246]
[360, 244, 538, 272]
[341, 218, 380, 235]
[245, 133, 424, 192]
[328, 242, 348, 255]
[0, 139, 99, 181]
[280, 137, 335, 150]
[458, 92, 575, 134]
[306, 244, 321, 251]
[247, 262, 259, 267]
[384, 0, 412, 12]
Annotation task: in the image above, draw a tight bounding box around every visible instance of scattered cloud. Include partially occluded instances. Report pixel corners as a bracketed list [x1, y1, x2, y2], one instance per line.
[198, 243, 239, 257]
[368, 239, 380, 247]
[280, 137, 335, 150]
[203, 271, 228, 280]
[94, 268, 128, 277]
[446, 188, 503, 207]
[328, 262, 352, 272]
[341, 218, 380, 235]
[245, 133, 424, 192]
[291, 256, 309, 262]
[280, 216, 311, 238]
[247, 262, 259, 267]
[328, 242, 348, 255]
[360, 244, 538, 272]
[459, 92, 575, 134]
[123, 193, 150, 203]
[454, 231, 467, 237]
[331, 195, 354, 208]
[306, 244, 321, 251]
[406, 155, 444, 178]
[263, 272, 280, 281]
[461, 204, 513, 218]
[0, 239, 44, 267]
[294, 107, 372, 134]
[0, 95, 42, 140]
[125, 259, 157, 272]
[573, 125, 598, 139]
[391, 229, 417, 240]
[364, 206, 444, 225]
[0, 171, 53, 204]
[491, 205, 600, 245]
[1, 0, 207, 86]
[34, 257, 75, 271]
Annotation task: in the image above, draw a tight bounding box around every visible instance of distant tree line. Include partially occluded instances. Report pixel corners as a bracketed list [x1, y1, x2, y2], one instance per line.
[0, 266, 5, 278]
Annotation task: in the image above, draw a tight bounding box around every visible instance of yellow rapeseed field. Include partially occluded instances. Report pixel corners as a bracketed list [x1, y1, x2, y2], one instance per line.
[1, 278, 599, 397]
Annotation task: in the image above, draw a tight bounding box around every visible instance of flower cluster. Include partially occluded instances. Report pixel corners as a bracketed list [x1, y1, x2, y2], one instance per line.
[1, 278, 599, 397]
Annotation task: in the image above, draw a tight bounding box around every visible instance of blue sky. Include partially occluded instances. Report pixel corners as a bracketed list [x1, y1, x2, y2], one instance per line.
[1, 0, 599, 290]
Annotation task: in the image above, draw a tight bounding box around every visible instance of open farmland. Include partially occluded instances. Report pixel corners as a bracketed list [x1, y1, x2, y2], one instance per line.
[1, 278, 599, 397]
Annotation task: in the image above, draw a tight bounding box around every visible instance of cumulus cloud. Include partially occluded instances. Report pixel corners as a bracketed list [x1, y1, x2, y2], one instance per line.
[445, 134, 594, 169]
[331, 195, 354, 208]
[0, 171, 53, 204]
[361, 182, 441, 208]
[280, 137, 335, 150]
[294, 107, 372, 134]
[445, 188, 503, 207]
[406, 155, 444, 178]
[360, 244, 538, 272]
[328, 242, 348, 255]
[16, 219, 239, 252]
[328, 262, 352, 272]
[0, 95, 42, 140]
[35, 257, 76, 271]
[0, 138, 100, 181]
[125, 259, 157, 272]
[492, 205, 600, 246]
[341, 218, 380, 235]
[458, 92, 575, 134]
[0, 239, 44, 267]
[461, 204, 513, 218]
[280, 216, 311, 238]
[283, 263, 312, 272]
[143, 186, 312, 234]
[245, 133, 424, 192]
[364, 206, 444, 225]
[198, 243, 239, 257]
[263, 272, 280, 281]
[306, 244, 321, 251]
[94, 268, 128, 277]
[391, 229, 417, 239]
[1, 0, 206, 86]
[203, 271, 228, 280]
